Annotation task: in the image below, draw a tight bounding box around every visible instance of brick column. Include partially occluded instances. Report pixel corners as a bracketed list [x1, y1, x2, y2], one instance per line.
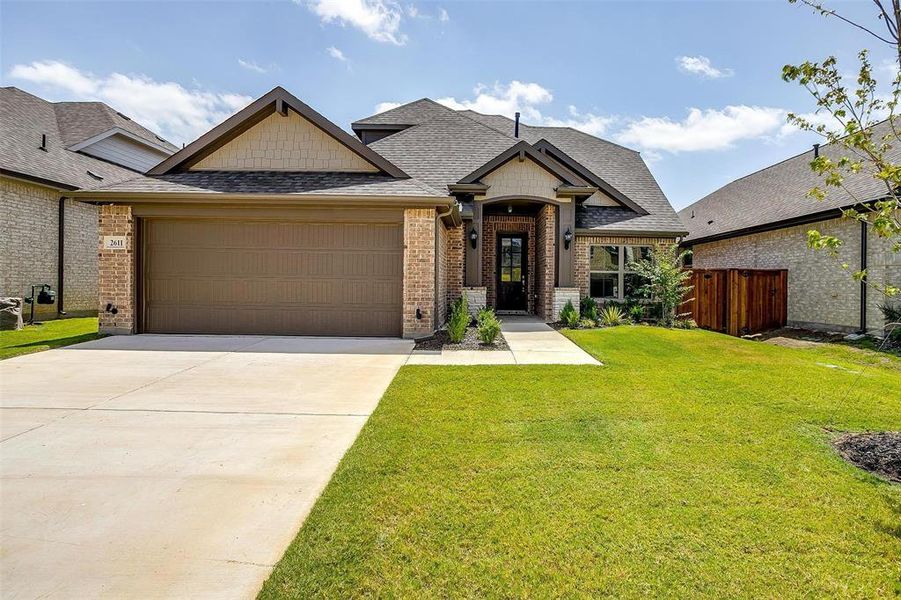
[447, 224, 464, 306]
[402, 208, 435, 338]
[98, 205, 135, 334]
[536, 204, 556, 320]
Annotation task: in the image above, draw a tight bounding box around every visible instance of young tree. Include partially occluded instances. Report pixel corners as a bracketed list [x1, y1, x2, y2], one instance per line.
[783, 0, 900, 298]
[627, 245, 693, 327]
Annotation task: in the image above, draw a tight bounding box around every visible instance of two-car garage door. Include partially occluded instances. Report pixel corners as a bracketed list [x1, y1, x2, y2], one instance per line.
[142, 215, 403, 337]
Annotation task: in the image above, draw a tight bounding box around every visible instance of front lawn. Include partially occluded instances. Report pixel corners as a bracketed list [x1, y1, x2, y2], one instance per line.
[0, 317, 101, 360]
[261, 327, 901, 598]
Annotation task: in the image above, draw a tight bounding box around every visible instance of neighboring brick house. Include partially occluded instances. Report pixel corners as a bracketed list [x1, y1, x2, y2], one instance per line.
[1, 87, 175, 321]
[679, 120, 901, 334]
[73, 87, 685, 338]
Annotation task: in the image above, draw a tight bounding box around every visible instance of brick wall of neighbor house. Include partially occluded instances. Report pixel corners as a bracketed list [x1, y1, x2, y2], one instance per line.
[446, 224, 464, 308]
[191, 111, 378, 172]
[0, 177, 98, 319]
[403, 208, 435, 338]
[535, 204, 556, 320]
[482, 214, 536, 312]
[574, 234, 677, 299]
[691, 215, 899, 333]
[98, 204, 135, 334]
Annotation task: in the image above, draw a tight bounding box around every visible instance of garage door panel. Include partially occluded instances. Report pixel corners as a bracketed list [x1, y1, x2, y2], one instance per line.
[144, 218, 403, 336]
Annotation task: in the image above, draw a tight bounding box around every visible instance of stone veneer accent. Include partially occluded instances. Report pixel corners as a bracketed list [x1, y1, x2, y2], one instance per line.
[98, 204, 136, 334]
[402, 208, 435, 338]
[690, 215, 900, 333]
[574, 234, 678, 299]
[0, 177, 99, 319]
[552, 288, 581, 320]
[535, 204, 556, 320]
[191, 111, 378, 172]
[482, 214, 536, 312]
[462, 287, 487, 317]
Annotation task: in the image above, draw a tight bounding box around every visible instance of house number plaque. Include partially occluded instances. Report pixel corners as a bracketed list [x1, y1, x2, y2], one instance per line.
[103, 236, 127, 250]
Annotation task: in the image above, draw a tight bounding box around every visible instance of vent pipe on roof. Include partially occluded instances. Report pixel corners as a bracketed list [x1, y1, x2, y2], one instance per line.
[514, 112, 520, 138]
[813, 143, 820, 158]
[39, 134, 47, 152]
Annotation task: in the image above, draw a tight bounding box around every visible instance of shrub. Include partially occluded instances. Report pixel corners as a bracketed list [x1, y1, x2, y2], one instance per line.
[579, 318, 596, 329]
[628, 304, 644, 322]
[447, 295, 469, 343]
[580, 296, 599, 321]
[476, 308, 502, 344]
[559, 300, 580, 328]
[673, 318, 698, 329]
[599, 305, 629, 327]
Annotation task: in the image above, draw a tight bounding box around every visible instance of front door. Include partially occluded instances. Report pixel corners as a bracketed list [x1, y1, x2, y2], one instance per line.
[497, 234, 527, 311]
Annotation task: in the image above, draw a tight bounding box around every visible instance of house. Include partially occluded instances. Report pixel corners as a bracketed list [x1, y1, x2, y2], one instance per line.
[679, 120, 901, 334]
[73, 86, 685, 338]
[0, 87, 176, 321]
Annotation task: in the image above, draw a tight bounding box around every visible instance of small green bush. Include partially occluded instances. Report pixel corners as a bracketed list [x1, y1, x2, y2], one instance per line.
[579, 318, 596, 329]
[628, 304, 644, 322]
[673, 318, 698, 329]
[559, 300, 579, 328]
[447, 295, 469, 343]
[580, 296, 599, 321]
[599, 305, 628, 327]
[476, 308, 502, 344]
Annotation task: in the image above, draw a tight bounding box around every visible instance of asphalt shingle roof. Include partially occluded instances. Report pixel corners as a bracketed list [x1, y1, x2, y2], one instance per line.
[678, 119, 901, 243]
[1, 86, 158, 190]
[90, 171, 446, 197]
[361, 103, 685, 234]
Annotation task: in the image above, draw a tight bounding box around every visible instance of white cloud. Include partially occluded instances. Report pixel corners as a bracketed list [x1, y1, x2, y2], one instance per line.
[237, 58, 267, 73]
[544, 105, 616, 137]
[9, 60, 251, 146]
[676, 55, 734, 79]
[304, 0, 406, 45]
[438, 7, 449, 22]
[616, 105, 785, 152]
[374, 101, 402, 114]
[326, 46, 348, 62]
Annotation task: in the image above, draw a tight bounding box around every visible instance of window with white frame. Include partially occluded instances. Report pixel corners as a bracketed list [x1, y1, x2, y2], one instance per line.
[589, 245, 652, 300]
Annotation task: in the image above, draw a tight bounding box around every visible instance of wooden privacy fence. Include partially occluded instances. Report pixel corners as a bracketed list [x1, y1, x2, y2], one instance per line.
[680, 269, 788, 336]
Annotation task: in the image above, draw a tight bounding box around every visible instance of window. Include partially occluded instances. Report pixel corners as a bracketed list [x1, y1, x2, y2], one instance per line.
[589, 244, 652, 301]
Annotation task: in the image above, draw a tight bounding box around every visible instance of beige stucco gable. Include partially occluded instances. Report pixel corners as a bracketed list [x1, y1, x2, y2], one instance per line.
[481, 157, 562, 200]
[190, 110, 379, 172]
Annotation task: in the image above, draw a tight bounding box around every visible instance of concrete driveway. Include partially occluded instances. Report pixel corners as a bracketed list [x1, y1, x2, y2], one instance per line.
[0, 335, 412, 599]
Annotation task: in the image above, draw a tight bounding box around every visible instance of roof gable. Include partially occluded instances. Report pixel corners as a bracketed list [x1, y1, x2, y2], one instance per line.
[458, 141, 588, 187]
[149, 87, 408, 177]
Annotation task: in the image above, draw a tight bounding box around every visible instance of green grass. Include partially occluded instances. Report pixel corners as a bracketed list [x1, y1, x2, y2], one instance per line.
[0, 317, 101, 360]
[261, 327, 901, 598]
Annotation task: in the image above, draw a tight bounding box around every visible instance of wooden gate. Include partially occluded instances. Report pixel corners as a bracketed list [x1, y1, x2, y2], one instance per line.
[681, 269, 787, 336]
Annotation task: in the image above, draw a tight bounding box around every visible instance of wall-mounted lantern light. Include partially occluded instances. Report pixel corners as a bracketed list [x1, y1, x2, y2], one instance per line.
[563, 227, 573, 250]
[469, 227, 478, 249]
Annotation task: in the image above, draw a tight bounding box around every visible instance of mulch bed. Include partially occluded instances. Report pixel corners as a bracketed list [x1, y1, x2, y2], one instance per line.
[833, 431, 901, 483]
[413, 326, 509, 352]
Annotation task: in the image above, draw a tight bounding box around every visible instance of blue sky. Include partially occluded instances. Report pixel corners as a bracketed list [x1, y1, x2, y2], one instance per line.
[1, 0, 895, 208]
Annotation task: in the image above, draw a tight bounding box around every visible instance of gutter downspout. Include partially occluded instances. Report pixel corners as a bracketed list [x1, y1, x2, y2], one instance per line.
[434, 203, 456, 331]
[57, 196, 67, 316]
[859, 219, 867, 333]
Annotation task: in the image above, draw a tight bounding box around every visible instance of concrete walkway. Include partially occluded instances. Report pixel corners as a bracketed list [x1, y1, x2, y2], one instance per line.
[406, 316, 600, 366]
[0, 335, 412, 599]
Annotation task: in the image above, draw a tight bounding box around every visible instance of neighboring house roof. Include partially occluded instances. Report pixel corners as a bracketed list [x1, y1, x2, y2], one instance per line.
[52, 101, 177, 152]
[149, 87, 408, 178]
[678, 118, 901, 244]
[86, 171, 445, 197]
[0, 86, 167, 190]
[358, 101, 686, 235]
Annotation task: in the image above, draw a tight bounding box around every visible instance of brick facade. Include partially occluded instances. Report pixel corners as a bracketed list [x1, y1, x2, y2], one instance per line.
[402, 207, 435, 338]
[574, 234, 677, 299]
[690, 215, 900, 333]
[446, 224, 465, 308]
[482, 214, 536, 312]
[535, 204, 556, 320]
[98, 204, 136, 334]
[0, 176, 98, 319]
